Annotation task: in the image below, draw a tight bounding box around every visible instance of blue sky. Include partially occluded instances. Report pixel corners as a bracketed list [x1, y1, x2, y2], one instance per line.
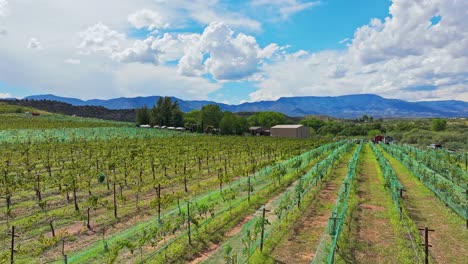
[0, 0, 467, 102]
[207, 0, 392, 103]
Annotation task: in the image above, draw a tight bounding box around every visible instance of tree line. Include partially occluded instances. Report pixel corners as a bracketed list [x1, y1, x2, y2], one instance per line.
[136, 97, 288, 135]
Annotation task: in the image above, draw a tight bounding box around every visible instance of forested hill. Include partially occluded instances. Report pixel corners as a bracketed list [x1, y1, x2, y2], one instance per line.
[0, 99, 136, 122]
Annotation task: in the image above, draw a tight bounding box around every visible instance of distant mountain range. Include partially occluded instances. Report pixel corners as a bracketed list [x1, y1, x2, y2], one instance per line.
[23, 94, 467, 118]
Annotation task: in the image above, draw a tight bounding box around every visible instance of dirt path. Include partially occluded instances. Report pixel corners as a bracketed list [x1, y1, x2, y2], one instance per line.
[382, 149, 468, 264]
[344, 144, 401, 264]
[270, 149, 353, 264]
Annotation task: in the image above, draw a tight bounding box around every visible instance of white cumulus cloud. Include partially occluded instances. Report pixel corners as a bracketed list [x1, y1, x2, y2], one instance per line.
[112, 37, 160, 64]
[251, 0, 468, 102]
[78, 22, 125, 54]
[178, 21, 279, 80]
[128, 9, 170, 31]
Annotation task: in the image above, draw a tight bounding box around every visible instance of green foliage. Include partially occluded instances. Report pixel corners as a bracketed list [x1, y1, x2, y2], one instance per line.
[432, 118, 447, 131]
[247, 111, 286, 128]
[367, 129, 382, 137]
[300, 116, 325, 131]
[219, 112, 248, 135]
[0, 102, 37, 114]
[224, 244, 237, 264]
[98, 173, 106, 183]
[150, 97, 184, 127]
[201, 104, 224, 129]
[184, 110, 200, 130]
[0, 114, 131, 130]
[135, 105, 150, 125]
[381, 143, 467, 219]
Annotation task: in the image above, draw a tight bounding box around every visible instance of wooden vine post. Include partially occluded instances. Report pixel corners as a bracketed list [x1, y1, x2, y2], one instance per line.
[157, 183, 162, 223]
[187, 200, 192, 246]
[9, 226, 19, 264]
[248, 175, 251, 203]
[62, 239, 68, 264]
[419, 227, 434, 264]
[260, 206, 270, 252]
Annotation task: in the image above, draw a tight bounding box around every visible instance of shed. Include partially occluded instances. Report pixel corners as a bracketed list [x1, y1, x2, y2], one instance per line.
[249, 126, 264, 136]
[270, 125, 310, 139]
[372, 135, 384, 144]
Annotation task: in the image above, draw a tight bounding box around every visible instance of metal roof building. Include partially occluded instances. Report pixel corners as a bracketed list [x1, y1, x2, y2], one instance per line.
[270, 125, 310, 139]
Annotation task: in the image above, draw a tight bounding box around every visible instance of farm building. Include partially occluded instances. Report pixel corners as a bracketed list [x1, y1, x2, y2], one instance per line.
[249, 127, 270, 136]
[372, 135, 384, 143]
[249, 126, 264, 136]
[270, 125, 310, 139]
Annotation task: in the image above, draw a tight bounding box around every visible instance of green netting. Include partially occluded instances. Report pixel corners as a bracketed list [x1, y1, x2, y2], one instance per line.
[370, 144, 404, 209]
[233, 142, 352, 264]
[380, 143, 468, 220]
[0, 127, 191, 143]
[311, 143, 362, 264]
[393, 144, 467, 189]
[370, 144, 425, 263]
[64, 141, 343, 264]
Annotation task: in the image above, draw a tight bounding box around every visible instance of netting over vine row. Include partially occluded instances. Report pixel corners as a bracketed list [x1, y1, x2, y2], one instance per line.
[390, 144, 467, 189]
[370, 144, 424, 263]
[235, 142, 352, 263]
[371, 144, 403, 208]
[311, 143, 362, 264]
[0, 127, 188, 143]
[380, 143, 467, 220]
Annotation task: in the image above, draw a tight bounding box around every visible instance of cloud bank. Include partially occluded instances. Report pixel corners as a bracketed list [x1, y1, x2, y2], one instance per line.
[0, 0, 466, 102]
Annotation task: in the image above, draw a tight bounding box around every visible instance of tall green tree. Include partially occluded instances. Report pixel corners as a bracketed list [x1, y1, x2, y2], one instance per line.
[219, 112, 248, 135]
[151, 97, 164, 126]
[184, 110, 201, 132]
[201, 104, 223, 129]
[171, 101, 184, 127]
[150, 97, 184, 126]
[136, 105, 150, 125]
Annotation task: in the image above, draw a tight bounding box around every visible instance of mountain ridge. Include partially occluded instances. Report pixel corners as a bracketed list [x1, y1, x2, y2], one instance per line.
[23, 94, 467, 118]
